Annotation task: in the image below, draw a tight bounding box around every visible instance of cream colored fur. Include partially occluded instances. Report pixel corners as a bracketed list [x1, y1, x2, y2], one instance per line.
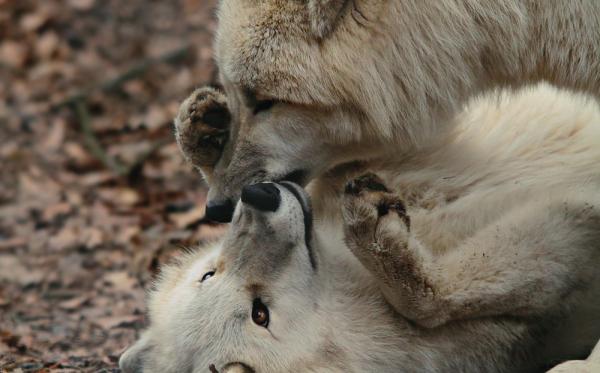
[168, 1, 600, 370]
[175, 0, 600, 206]
[127, 85, 600, 372]
[119, 178, 599, 373]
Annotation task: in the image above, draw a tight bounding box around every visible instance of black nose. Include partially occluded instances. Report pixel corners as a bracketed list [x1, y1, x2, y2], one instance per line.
[205, 199, 234, 223]
[241, 183, 281, 212]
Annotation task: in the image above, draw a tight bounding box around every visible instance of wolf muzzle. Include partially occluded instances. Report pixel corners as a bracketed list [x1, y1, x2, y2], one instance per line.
[241, 183, 281, 212]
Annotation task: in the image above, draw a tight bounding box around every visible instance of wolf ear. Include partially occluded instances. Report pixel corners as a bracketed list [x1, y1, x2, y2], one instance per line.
[307, 0, 348, 38]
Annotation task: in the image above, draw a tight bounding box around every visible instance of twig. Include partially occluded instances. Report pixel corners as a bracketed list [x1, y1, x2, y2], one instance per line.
[66, 46, 189, 176]
[73, 99, 129, 176]
[73, 99, 171, 177]
[57, 45, 191, 108]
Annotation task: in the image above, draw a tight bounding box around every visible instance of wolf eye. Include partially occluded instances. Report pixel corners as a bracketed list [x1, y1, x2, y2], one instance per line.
[251, 298, 269, 327]
[253, 100, 276, 115]
[200, 271, 215, 282]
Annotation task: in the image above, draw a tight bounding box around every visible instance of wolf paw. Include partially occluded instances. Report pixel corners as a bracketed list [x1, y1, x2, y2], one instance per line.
[174, 87, 230, 168]
[343, 173, 410, 234]
[342, 173, 411, 269]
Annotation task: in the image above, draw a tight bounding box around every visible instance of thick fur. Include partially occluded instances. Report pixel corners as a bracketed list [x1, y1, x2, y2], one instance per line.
[166, 85, 600, 371]
[120, 174, 600, 372]
[175, 0, 600, 207]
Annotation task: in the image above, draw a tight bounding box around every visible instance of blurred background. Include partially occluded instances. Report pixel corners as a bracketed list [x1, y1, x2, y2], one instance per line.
[0, 0, 223, 370]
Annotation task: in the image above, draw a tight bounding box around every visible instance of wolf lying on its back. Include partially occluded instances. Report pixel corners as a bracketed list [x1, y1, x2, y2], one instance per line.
[120, 178, 600, 372]
[123, 86, 600, 372]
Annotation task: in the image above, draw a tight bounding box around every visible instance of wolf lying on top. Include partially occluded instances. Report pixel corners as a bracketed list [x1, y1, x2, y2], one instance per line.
[120, 176, 600, 372]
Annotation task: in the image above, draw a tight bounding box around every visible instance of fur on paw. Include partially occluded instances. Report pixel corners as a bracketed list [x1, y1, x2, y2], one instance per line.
[343, 173, 410, 233]
[342, 173, 411, 261]
[174, 87, 230, 168]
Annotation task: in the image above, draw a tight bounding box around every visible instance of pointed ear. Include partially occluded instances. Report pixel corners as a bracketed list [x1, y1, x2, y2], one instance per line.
[307, 0, 348, 38]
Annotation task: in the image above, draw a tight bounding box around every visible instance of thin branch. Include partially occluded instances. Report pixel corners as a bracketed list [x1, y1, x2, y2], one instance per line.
[73, 99, 129, 176]
[57, 45, 191, 108]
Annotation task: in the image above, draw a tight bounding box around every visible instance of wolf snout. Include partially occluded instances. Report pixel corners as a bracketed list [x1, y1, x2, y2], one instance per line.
[241, 183, 281, 212]
[205, 198, 235, 223]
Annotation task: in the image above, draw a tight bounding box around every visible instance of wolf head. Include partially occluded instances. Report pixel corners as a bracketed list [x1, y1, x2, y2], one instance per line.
[175, 0, 412, 222]
[119, 182, 328, 373]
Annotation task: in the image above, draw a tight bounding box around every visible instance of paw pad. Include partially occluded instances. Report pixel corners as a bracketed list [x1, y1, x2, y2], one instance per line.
[345, 173, 389, 195]
[174, 87, 231, 168]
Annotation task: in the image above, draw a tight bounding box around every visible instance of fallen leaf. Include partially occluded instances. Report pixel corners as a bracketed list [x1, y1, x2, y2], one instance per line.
[0, 237, 27, 251]
[95, 315, 140, 330]
[0, 40, 28, 68]
[58, 295, 90, 311]
[103, 271, 138, 293]
[97, 187, 141, 207]
[169, 205, 205, 229]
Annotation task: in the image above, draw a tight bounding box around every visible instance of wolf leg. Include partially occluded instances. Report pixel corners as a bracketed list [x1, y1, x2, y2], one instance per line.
[342, 173, 600, 328]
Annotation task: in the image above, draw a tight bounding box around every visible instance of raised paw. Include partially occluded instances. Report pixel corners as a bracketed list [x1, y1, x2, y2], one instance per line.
[342, 174, 411, 266]
[343, 173, 410, 234]
[174, 87, 230, 169]
[342, 175, 444, 325]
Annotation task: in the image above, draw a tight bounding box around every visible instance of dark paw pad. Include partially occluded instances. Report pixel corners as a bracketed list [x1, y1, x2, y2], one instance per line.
[378, 197, 410, 229]
[345, 173, 389, 195]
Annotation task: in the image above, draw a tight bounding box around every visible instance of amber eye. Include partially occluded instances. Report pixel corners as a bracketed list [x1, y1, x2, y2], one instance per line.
[200, 271, 215, 282]
[251, 298, 269, 328]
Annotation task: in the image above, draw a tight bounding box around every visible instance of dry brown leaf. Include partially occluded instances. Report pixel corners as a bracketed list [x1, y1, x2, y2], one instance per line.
[78, 171, 115, 187]
[169, 205, 205, 229]
[196, 224, 227, 242]
[42, 202, 71, 222]
[58, 295, 90, 311]
[20, 12, 50, 32]
[41, 118, 66, 152]
[97, 187, 140, 207]
[0, 40, 28, 68]
[144, 106, 170, 131]
[0, 237, 27, 251]
[103, 271, 138, 293]
[48, 225, 80, 251]
[95, 315, 140, 330]
[82, 227, 104, 248]
[35, 32, 60, 60]
[64, 142, 94, 166]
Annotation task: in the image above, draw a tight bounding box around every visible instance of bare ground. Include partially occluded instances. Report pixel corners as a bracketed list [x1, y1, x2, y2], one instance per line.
[0, 0, 222, 371]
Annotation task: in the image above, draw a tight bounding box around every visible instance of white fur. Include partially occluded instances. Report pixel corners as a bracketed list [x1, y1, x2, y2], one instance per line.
[128, 85, 600, 372]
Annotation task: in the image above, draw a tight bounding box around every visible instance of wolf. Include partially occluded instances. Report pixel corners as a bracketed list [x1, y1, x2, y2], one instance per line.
[174, 0, 600, 222]
[119, 177, 600, 372]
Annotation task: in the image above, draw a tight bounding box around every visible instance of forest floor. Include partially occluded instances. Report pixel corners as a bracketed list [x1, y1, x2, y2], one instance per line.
[0, 0, 223, 371]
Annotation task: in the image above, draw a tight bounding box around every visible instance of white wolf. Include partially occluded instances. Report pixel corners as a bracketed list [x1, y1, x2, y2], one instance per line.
[125, 85, 600, 372]
[119, 177, 600, 372]
[174, 0, 600, 223]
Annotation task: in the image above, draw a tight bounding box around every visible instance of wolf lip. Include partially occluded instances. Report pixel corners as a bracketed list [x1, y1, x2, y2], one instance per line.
[279, 181, 316, 269]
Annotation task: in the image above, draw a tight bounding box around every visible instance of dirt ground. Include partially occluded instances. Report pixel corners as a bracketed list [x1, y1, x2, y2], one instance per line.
[0, 0, 223, 371]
